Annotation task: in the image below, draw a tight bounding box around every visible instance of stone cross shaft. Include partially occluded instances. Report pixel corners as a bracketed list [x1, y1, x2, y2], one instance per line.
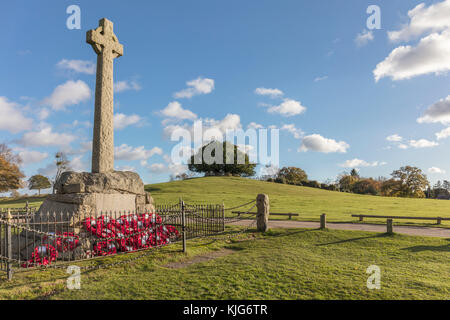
[86, 18, 123, 173]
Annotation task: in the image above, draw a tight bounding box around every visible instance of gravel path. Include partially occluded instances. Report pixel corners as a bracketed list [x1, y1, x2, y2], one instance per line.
[229, 219, 450, 238]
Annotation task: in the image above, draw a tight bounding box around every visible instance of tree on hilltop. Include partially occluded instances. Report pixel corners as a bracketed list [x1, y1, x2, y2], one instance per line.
[188, 141, 256, 177]
[28, 175, 51, 195]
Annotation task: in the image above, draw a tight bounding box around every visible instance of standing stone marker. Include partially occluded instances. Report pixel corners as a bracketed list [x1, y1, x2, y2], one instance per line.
[87, 18, 123, 173]
[256, 194, 269, 232]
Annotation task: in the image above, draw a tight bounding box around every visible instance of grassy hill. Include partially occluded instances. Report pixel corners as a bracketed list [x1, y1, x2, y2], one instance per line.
[147, 177, 450, 226]
[1, 177, 449, 299]
[1, 177, 449, 226]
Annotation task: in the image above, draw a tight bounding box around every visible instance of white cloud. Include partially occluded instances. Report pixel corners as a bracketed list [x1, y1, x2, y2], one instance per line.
[247, 122, 263, 130]
[77, 141, 92, 154]
[174, 77, 214, 99]
[114, 113, 143, 130]
[409, 139, 438, 148]
[339, 158, 385, 168]
[267, 99, 307, 117]
[202, 114, 242, 137]
[417, 95, 450, 125]
[168, 163, 188, 176]
[388, 1, 450, 42]
[115, 165, 136, 172]
[18, 150, 48, 165]
[281, 124, 304, 139]
[254, 87, 284, 98]
[374, 30, 450, 81]
[38, 108, 50, 120]
[69, 156, 88, 172]
[42, 80, 91, 110]
[436, 127, 450, 140]
[386, 134, 403, 142]
[0, 97, 33, 133]
[18, 126, 76, 147]
[398, 144, 409, 150]
[314, 76, 328, 82]
[299, 134, 349, 153]
[114, 80, 142, 93]
[149, 163, 166, 173]
[355, 29, 374, 47]
[114, 144, 163, 161]
[162, 114, 242, 142]
[37, 163, 57, 178]
[160, 101, 197, 120]
[71, 120, 92, 128]
[428, 166, 446, 174]
[57, 59, 96, 75]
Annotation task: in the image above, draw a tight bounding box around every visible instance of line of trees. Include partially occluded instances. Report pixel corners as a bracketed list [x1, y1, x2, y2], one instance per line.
[264, 165, 439, 199]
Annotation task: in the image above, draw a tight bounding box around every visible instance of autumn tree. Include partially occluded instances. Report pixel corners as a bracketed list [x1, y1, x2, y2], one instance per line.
[338, 174, 359, 192]
[352, 178, 381, 195]
[350, 168, 359, 178]
[277, 167, 308, 185]
[0, 144, 25, 193]
[389, 166, 429, 198]
[28, 175, 51, 195]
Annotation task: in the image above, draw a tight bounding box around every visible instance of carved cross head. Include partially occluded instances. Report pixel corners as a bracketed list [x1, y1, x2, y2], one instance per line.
[86, 18, 123, 59]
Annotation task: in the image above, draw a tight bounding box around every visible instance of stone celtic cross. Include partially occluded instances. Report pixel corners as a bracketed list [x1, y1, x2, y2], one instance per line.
[86, 18, 123, 173]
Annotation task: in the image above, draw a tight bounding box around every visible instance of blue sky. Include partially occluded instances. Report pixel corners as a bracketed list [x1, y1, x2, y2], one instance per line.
[1, 0, 450, 192]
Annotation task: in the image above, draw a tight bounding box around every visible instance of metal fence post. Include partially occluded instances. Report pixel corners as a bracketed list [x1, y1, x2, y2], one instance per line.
[320, 213, 327, 229]
[221, 202, 225, 232]
[181, 199, 186, 253]
[25, 201, 30, 228]
[6, 209, 13, 281]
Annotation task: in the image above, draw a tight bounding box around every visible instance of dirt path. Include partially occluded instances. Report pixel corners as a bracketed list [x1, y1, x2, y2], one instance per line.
[229, 220, 450, 238]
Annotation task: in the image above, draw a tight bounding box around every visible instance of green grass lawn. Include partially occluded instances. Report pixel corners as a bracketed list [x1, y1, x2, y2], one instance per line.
[147, 177, 450, 226]
[2, 177, 450, 226]
[1, 227, 448, 300]
[0, 195, 46, 210]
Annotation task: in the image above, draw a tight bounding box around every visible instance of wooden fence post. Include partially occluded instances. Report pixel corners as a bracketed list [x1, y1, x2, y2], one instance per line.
[256, 194, 269, 232]
[386, 219, 393, 234]
[181, 198, 186, 253]
[320, 214, 327, 229]
[6, 209, 13, 281]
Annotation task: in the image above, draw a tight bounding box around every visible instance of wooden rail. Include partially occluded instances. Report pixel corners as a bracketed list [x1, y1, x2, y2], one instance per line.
[232, 211, 299, 220]
[352, 214, 450, 225]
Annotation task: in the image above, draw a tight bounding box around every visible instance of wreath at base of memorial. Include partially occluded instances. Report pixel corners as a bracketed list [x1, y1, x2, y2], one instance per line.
[21, 212, 180, 268]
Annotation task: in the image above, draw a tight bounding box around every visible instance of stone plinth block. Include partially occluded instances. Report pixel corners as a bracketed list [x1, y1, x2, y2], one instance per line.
[33, 171, 155, 230]
[54, 171, 145, 195]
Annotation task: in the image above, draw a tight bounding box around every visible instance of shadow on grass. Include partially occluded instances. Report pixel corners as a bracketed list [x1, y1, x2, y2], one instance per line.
[263, 228, 316, 239]
[145, 186, 162, 193]
[316, 233, 392, 246]
[402, 239, 450, 253]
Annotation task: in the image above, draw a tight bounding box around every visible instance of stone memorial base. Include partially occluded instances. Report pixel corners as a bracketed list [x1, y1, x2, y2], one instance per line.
[40, 170, 155, 217]
[12, 171, 156, 261]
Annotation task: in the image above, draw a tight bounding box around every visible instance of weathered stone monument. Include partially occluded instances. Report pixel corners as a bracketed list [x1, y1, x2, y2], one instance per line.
[256, 194, 269, 232]
[37, 18, 155, 218]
